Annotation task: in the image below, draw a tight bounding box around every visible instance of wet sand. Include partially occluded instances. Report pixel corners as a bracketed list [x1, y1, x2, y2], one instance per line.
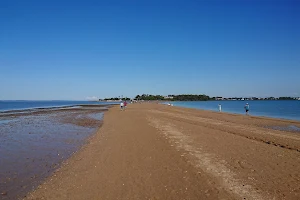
[0, 106, 106, 200]
[19, 103, 300, 199]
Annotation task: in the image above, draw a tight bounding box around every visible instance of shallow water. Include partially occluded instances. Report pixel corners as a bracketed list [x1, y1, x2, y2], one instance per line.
[0, 119, 16, 124]
[267, 125, 300, 132]
[87, 113, 104, 120]
[168, 100, 300, 121]
[0, 110, 103, 199]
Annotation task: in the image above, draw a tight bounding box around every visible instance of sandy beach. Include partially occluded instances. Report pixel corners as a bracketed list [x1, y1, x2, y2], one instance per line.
[23, 103, 300, 200]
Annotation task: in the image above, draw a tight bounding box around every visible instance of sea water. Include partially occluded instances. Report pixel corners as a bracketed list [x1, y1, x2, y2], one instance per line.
[169, 100, 300, 121]
[0, 100, 116, 112]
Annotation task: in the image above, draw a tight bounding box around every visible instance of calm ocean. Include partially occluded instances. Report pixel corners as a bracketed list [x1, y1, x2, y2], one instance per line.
[0, 100, 116, 112]
[169, 100, 300, 121]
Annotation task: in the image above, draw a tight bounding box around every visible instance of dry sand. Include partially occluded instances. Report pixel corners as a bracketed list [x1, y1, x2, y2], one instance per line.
[24, 103, 300, 200]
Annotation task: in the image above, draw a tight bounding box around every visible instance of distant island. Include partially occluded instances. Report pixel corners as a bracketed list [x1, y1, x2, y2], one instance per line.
[99, 94, 300, 102]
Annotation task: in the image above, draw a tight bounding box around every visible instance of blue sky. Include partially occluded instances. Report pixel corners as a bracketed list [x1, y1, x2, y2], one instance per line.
[0, 0, 299, 100]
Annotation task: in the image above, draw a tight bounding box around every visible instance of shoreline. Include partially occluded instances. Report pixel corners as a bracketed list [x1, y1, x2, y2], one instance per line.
[0, 104, 112, 113]
[23, 103, 300, 200]
[0, 104, 112, 118]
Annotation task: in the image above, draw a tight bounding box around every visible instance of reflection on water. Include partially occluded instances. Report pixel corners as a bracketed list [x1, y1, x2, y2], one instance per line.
[0, 110, 103, 199]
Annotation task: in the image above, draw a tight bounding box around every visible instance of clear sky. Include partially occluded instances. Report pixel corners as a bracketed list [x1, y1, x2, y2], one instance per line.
[1, 0, 299, 100]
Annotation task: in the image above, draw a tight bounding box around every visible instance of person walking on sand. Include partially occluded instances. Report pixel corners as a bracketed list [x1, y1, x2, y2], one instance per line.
[124, 101, 127, 110]
[120, 102, 124, 111]
[218, 104, 222, 112]
[244, 103, 250, 115]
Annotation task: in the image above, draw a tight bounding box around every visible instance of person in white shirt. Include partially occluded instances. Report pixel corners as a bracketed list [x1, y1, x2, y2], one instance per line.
[120, 102, 124, 111]
[218, 104, 222, 112]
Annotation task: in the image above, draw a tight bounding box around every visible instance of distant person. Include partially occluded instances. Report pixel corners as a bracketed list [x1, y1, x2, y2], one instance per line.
[124, 101, 127, 109]
[120, 102, 124, 111]
[218, 104, 222, 112]
[244, 103, 250, 115]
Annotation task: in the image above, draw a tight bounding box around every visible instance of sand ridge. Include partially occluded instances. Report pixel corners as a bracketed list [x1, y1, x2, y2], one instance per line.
[24, 103, 300, 200]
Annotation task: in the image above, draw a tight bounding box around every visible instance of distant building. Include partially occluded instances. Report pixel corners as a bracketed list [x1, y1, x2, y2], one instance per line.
[215, 97, 223, 100]
[164, 96, 174, 99]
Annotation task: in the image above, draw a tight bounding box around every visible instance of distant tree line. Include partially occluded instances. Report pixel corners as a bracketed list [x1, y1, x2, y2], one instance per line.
[103, 97, 130, 101]
[278, 97, 296, 100]
[211, 97, 299, 101]
[251, 97, 297, 100]
[134, 94, 165, 101]
[102, 95, 299, 102]
[134, 94, 212, 101]
[173, 94, 211, 101]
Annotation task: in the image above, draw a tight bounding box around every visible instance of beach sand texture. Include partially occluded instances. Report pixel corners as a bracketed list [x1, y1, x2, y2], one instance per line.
[24, 103, 300, 200]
